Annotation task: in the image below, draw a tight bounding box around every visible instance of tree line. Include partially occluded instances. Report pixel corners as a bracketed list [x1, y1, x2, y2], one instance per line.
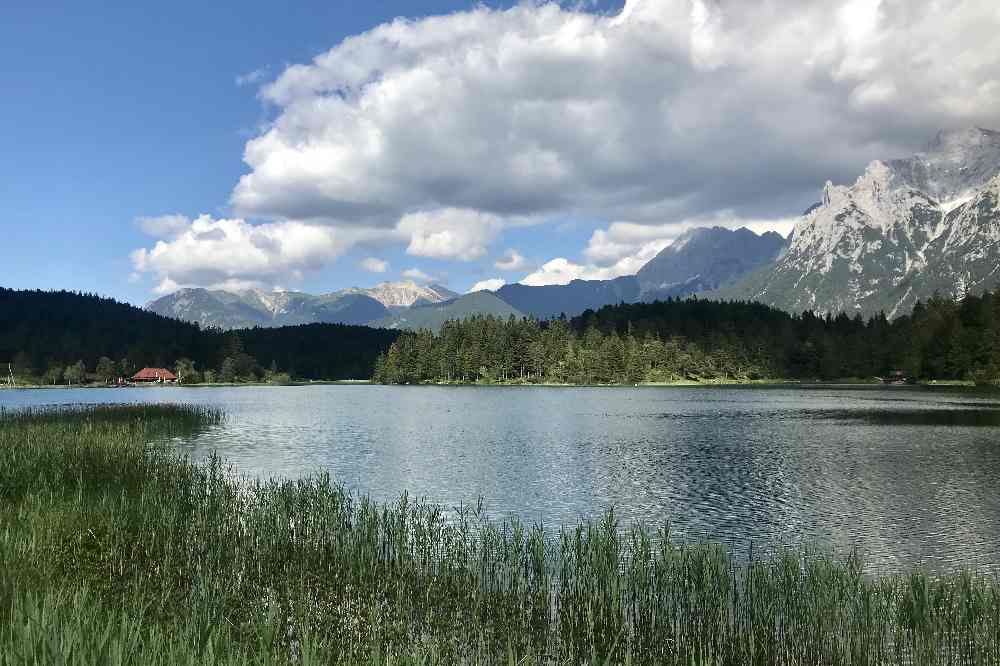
[374, 292, 1000, 385]
[0, 288, 400, 384]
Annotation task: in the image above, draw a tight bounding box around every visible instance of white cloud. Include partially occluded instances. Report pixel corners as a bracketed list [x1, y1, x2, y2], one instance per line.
[468, 278, 506, 293]
[495, 249, 527, 272]
[520, 258, 630, 287]
[584, 222, 678, 265]
[136, 214, 190, 239]
[135, 1, 1000, 293]
[401, 267, 434, 282]
[360, 257, 389, 273]
[130, 214, 383, 291]
[152, 277, 181, 296]
[397, 208, 501, 261]
[231, 0, 1000, 231]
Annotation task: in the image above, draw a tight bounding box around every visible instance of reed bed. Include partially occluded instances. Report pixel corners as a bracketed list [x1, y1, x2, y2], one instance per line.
[1, 404, 999, 665]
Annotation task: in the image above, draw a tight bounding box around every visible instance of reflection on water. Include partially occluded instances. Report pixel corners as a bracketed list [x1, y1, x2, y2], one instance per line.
[3, 385, 999, 573]
[812, 408, 1000, 426]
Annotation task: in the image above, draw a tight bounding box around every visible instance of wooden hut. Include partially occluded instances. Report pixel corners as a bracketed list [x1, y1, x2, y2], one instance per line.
[131, 367, 177, 384]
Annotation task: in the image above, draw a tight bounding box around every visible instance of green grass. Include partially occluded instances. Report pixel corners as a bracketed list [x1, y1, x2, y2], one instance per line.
[2, 405, 1000, 664]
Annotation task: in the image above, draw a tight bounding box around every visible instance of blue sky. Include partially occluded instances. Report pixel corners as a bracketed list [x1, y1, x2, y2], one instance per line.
[5, 1, 623, 303]
[3, 1, 997, 304]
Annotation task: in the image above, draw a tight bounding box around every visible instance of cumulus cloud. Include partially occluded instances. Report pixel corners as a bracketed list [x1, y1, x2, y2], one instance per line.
[521, 258, 627, 286]
[130, 214, 380, 292]
[136, 0, 1000, 292]
[397, 208, 501, 260]
[468, 278, 506, 293]
[584, 222, 679, 265]
[495, 249, 528, 272]
[232, 0, 1000, 230]
[360, 257, 389, 273]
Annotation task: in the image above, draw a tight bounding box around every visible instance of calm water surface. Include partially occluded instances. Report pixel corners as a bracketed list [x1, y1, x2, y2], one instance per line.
[4, 385, 1000, 573]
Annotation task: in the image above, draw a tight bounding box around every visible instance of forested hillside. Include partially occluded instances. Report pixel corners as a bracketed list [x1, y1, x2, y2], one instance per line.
[0, 289, 399, 382]
[374, 293, 1000, 384]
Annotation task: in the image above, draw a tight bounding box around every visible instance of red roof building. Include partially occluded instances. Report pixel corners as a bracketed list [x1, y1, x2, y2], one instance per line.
[132, 367, 177, 383]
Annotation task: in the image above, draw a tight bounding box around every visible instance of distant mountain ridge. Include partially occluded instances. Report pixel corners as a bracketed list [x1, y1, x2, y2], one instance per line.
[495, 276, 640, 320]
[341, 282, 457, 309]
[147, 281, 458, 330]
[147, 226, 788, 330]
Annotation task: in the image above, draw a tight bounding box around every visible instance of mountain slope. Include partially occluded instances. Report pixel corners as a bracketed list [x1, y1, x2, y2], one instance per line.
[717, 128, 1000, 318]
[636, 226, 787, 301]
[495, 276, 640, 319]
[343, 282, 457, 309]
[370, 292, 526, 332]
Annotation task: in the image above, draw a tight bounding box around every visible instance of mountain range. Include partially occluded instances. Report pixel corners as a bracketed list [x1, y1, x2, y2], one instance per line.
[148, 127, 1000, 331]
[716, 127, 1000, 318]
[149, 225, 781, 332]
[147, 282, 457, 330]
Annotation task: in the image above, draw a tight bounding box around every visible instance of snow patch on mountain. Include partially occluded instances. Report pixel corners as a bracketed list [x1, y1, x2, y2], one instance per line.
[717, 128, 1000, 318]
[346, 281, 456, 308]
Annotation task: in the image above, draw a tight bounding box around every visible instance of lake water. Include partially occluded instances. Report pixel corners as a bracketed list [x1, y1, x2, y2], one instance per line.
[4, 384, 1000, 573]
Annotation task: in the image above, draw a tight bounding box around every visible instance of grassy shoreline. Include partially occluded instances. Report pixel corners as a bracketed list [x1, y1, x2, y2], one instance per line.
[0, 379, 373, 390]
[3, 404, 1000, 664]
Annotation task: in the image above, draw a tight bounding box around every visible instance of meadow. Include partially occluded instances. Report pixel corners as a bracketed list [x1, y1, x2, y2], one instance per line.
[2, 404, 999, 664]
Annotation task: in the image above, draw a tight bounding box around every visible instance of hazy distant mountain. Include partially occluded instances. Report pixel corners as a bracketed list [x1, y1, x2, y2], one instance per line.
[370, 291, 525, 332]
[342, 281, 457, 309]
[147, 288, 388, 329]
[636, 226, 787, 301]
[146, 280, 463, 330]
[494, 276, 640, 319]
[717, 128, 1000, 318]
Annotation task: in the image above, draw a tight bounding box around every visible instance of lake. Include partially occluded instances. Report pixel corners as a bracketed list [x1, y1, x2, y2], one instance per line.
[3, 384, 1000, 573]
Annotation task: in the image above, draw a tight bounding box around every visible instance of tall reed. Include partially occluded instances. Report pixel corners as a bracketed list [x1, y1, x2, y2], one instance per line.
[1, 404, 998, 664]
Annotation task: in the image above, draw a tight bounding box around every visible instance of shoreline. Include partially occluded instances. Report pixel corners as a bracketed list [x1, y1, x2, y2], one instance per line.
[2, 378, 994, 391]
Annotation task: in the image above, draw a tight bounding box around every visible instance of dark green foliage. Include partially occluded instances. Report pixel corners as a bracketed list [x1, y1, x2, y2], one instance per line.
[375, 293, 1000, 384]
[239, 323, 399, 380]
[0, 288, 400, 381]
[373, 314, 773, 385]
[3, 406, 1000, 664]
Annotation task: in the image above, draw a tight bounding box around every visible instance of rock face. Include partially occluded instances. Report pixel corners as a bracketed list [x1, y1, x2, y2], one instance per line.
[636, 226, 787, 301]
[343, 282, 457, 309]
[717, 128, 1000, 318]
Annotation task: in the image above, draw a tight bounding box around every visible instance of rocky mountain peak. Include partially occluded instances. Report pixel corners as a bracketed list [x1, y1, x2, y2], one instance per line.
[351, 281, 456, 308]
[636, 225, 787, 301]
[887, 126, 1000, 203]
[717, 128, 1000, 319]
[925, 127, 1000, 155]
